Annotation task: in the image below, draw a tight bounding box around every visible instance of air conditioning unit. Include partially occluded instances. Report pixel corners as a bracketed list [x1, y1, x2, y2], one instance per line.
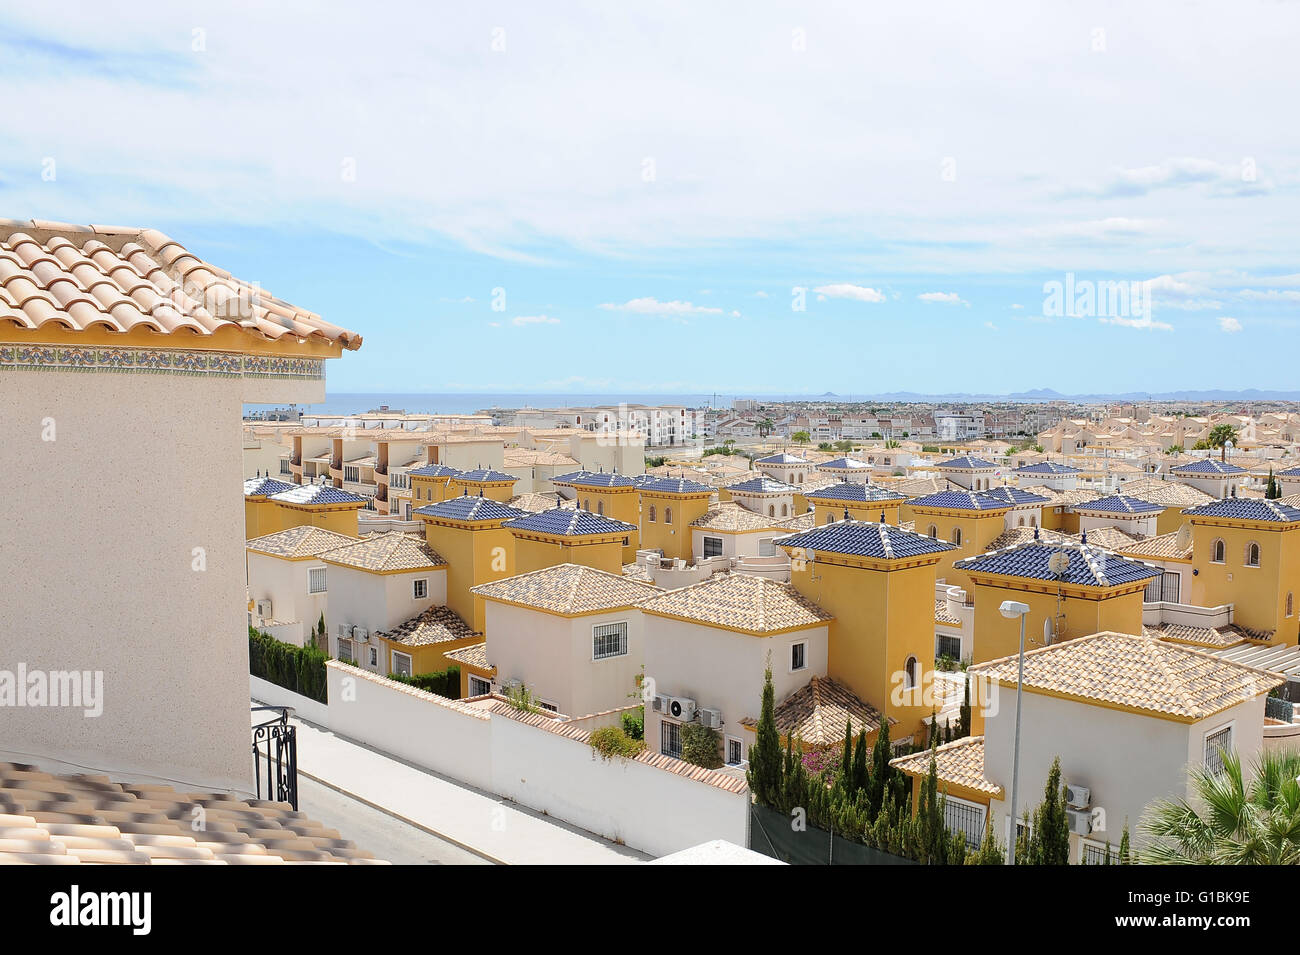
[1066, 808, 1093, 836]
[652, 694, 671, 714]
[699, 707, 723, 729]
[351, 626, 369, 643]
[255, 599, 273, 619]
[668, 696, 697, 722]
[1065, 784, 1091, 809]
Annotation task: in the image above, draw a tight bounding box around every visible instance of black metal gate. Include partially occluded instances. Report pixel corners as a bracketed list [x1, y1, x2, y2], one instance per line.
[251, 706, 298, 810]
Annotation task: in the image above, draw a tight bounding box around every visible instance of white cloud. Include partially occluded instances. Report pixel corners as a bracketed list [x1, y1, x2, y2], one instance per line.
[598, 297, 725, 317]
[919, 291, 968, 306]
[1099, 315, 1174, 332]
[984, 320, 998, 330]
[753, 291, 769, 298]
[511, 314, 560, 326]
[1219, 316, 1243, 333]
[813, 284, 886, 303]
[1073, 157, 1273, 199]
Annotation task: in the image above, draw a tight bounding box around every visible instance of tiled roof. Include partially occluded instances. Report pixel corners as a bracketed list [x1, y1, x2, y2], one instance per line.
[268, 484, 367, 506]
[935, 600, 961, 626]
[772, 509, 817, 531]
[727, 476, 798, 495]
[909, 490, 1011, 511]
[1142, 622, 1270, 650]
[443, 641, 493, 671]
[1183, 498, 1300, 523]
[816, 457, 871, 471]
[806, 482, 907, 503]
[885, 475, 945, 498]
[375, 606, 478, 647]
[508, 492, 575, 514]
[739, 676, 885, 747]
[637, 476, 713, 495]
[1117, 530, 1193, 561]
[454, 468, 518, 484]
[0, 761, 383, 864]
[936, 456, 997, 470]
[551, 469, 593, 484]
[968, 631, 1282, 721]
[0, 220, 361, 350]
[414, 496, 524, 523]
[1074, 494, 1164, 515]
[1020, 485, 1106, 508]
[1171, 459, 1247, 475]
[1278, 466, 1300, 478]
[246, 525, 357, 558]
[471, 563, 660, 615]
[954, 539, 1160, 588]
[690, 502, 783, 532]
[755, 452, 809, 465]
[1014, 461, 1082, 475]
[504, 507, 636, 537]
[561, 470, 636, 488]
[1080, 526, 1140, 552]
[978, 486, 1051, 507]
[502, 448, 578, 467]
[320, 531, 447, 572]
[777, 518, 957, 561]
[1118, 478, 1213, 508]
[890, 737, 1002, 797]
[406, 463, 462, 478]
[638, 572, 832, 633]
[244, 476, 297, 497]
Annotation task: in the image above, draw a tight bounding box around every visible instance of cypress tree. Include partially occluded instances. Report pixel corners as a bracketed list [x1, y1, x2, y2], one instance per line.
[1028, 756, 1071, 865]
[851, 728, 869, 796]
[959, 677, 972, 738]
[974, 817, 1002, 864]
[1119, 821, 1131, 864]
[866, 718, 892, 821]
[747, 666, 782, 807]
[840, 719, 853, 791]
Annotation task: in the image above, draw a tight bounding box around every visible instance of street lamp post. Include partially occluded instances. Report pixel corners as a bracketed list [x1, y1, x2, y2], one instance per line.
[999, 599, 1031, 865]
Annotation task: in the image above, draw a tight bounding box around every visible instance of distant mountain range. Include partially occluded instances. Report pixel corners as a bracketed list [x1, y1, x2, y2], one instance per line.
[810, 388, 1300, 404]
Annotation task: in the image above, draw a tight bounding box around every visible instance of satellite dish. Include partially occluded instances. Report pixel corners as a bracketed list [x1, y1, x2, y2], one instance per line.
[1048, 551, 1071, 577]
[1043, 618, 1054, 645]
[1175, 522, 1193, 552]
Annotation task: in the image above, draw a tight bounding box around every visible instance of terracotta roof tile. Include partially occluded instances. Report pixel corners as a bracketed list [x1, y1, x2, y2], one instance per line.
[246, 525, 357, 558]
[638, 572, 832, 633]
[320, 531, 447, 572]
[376, 606, 479, 647]
[471, 563, 661, 615]
[690, 502, 783, 532]
[0, 220, 360, 350]
[443, 642, 492, 670]
[740, 676, 886, 747]
[890, 736, 1002, 797]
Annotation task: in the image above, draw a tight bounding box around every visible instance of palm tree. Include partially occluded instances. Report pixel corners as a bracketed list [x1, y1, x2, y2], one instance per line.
[1206, 424, 1239, 462]
[757, 417, 775, 439]
[1140, 749, 1300, 864]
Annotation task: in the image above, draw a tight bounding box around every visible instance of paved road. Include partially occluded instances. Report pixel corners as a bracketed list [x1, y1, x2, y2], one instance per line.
[296, 775, 489, 865]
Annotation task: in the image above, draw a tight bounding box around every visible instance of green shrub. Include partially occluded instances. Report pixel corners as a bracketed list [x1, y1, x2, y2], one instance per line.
[621, 707, 644, 740]
[590, 725, 645, 762]
[248, 627, 328, 703]
[681, 722, 723, 769]
[389, 666, 461, 699]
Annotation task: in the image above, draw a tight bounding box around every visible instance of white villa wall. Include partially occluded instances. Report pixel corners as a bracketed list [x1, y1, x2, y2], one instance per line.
[327, 564, 446, 636]
[247, 551, 329, 646]
[2, 372, 251, 792]
[324, 663, 746, 856]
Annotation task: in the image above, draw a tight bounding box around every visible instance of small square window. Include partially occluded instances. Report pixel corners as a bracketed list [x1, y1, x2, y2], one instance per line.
[790, 641, 807, 672]
[413, 578, 428, 600]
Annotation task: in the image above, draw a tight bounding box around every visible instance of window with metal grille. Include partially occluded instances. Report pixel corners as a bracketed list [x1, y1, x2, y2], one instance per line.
[1161, 572, 1180, 603]
[943, 796, 987, 845]
[337, 638, 353, 662]
[727, 738, 743, 765]
[936, 635, 961, 660]
[392, 652, 412, 677]
[790, 641, 807, 672]
[413, 578, 428, 600]
[368, 647, 377, 667]
[1081, 840, 1119, 865]
[308, 567, 327, 594]
[660, 720, 682, 758]
[703, 536, 723, 558]
[344, 465, 360, 483]
[1144, 577, 1160, 602]
[538, 700, 558, 712]
[593, 621, 629, 660]
[469, 676, 491, 696]
[1204, 724, 1232, 774]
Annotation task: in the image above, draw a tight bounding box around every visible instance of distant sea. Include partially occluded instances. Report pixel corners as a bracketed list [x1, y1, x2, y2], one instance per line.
[245, 392, 739, 417]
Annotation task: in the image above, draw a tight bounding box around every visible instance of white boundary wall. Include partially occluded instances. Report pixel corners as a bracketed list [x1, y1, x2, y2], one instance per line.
[325, 663, 748, 857]
[249, 675, 331, 727]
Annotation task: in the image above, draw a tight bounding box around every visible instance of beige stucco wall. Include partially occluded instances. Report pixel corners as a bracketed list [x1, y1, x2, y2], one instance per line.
[326, 564, 448, 646]
[484, 601, 642, 716]
[0, 370, 252, 792]
[643, 615, 828, 762]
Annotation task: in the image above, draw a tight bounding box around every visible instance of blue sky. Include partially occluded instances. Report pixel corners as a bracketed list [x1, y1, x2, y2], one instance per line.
[2, 2, 1298, 394]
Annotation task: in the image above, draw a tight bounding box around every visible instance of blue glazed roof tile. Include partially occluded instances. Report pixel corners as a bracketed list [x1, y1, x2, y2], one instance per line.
[776, 519, 958, 560]
[1074, 494, 1164, 515]
[414, 496, 524, 522]
[504, 507, 636, 536]
[954, 541, 1160, 588]
[937, 456, 997, 470]
[639, 476, 714, 495]
[806, 482, 907, 503]
[1014, 461, 1082, 475]
[1170, 459, 1247, 475]
[909, 490, 1011, 511]
[816, 457, 871, 471]
[1182, 498, 1300, 522]
[979, 486, 1052, 507]
[565, 471, 636, 488]
[727, 476, 798, 494]
[456, 468, 518, 484]
[755, 452, 809, 465]
[268, 484, 367, 506]
[406, 463, 462, 478]
[244, 477, 297, 497]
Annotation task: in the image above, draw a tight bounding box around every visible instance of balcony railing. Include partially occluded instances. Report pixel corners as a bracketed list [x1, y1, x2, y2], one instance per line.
[251, 706, 298, 810]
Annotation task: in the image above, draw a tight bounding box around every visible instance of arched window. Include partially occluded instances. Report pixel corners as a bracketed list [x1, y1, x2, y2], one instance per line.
[797, 472, 804, 483]
[1245, 542, 1260, 567]
[1287, 592, 1294, 617]
[904, 656, 918, 690]
[584, 498, 590, 511]
[826, 513, 835, 524]
[1030, 515, 1037, 528]
[1211, 538, 1225, 563]
[597, 500, 604, 515]
[927, 524, 938, 538]
[1017, 516, 1025, 527]
[951, 527, 963, 546]
[648, 505, 656, 523]
[768, 504, 775, 517]
[781, 503, 789, 516]
[665, 507, 673, 524]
